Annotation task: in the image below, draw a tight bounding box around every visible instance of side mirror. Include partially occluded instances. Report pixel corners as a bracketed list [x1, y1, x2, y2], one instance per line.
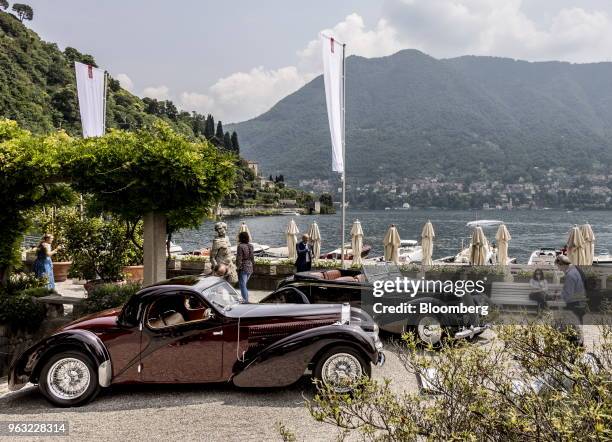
[204, 308, 216, 321]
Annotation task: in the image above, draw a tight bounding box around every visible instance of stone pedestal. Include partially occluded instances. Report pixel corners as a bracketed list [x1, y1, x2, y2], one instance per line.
[144, 212, 167, 286]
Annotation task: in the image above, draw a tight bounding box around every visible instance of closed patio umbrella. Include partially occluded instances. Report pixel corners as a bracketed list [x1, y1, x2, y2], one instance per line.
[495, 224, 511, 265]
[286, 219, 299, 261]
[580, 223, 595, 265]
[421, 220, 435, 266]
[308, 221, 321, 263]
[383, 224, 401, 264]
[350, 220, 364, 266]
[567, 225, 586, 265]
[469, 226, 487, 266]
[237, 221, 252, 243]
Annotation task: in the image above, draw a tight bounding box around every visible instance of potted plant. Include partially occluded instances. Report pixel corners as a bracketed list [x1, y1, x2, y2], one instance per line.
[122, 220, 144, 283]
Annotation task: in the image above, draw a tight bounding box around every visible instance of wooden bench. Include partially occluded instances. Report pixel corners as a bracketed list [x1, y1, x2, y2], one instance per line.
[35, 295, 85, 319]
[490, 282, 565, 311]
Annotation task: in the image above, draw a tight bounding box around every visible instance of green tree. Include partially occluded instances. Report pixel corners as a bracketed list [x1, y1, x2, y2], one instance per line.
[204, 114, 215, 139]
[0, 1, 9, 11]
[231, 131, 240, 153]
[216, 120, 224, 139]
[0, 120, 74, 284]
[223, 131, 232, 150]
[11, 3, 32, 22]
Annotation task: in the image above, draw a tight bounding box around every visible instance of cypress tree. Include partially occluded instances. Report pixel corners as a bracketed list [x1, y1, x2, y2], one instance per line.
[216, 121, 224, 139]
[204, 115, 215, 139]
[231, 131, 240, 153]
[223, 132, 232, 150]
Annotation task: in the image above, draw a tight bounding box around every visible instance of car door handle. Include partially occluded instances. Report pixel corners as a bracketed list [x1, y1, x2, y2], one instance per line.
[212, 331, 223, 336]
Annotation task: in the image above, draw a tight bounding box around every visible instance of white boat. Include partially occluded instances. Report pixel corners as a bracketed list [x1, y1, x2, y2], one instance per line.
[167, 241, 183, 254]
[230, 242, 270, 256]
[398, 239, 423, 263]
[593, 249, 612, 266]
[280, 209, 300, 216]
[466, 220, 504, 228]
[527, 248, 560, 266]
[264, 246, 289, 258]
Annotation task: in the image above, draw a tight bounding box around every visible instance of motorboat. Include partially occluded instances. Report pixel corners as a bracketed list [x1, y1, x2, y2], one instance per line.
[527, 248, 561, 266]
[167, 241, 183, 254]
[230, 242, 270, 256]
[593, 249, 612, 266]
[466, 220, 504, 228]
[280, 209, 300, 216]
[398, 239, 423, 263]
[263, 246, 289, 258]
[320, 243, 372, 260]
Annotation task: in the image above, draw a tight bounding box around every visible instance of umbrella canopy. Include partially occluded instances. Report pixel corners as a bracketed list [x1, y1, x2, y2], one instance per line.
[350, 220, 364, 266]
[308, 221, 322, 263]
[567, 225, 587, 265]
[469, 226, 488, 266]
[421, 220, 435, 266]
[237, 222, 252, 243]
[495, 224, 511, 265]
[286, 219, 299, 261]
[383, 225, 401, 264]
[580, 224, 595, 265]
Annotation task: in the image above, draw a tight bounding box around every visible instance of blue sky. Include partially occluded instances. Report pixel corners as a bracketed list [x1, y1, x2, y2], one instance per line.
[23, 0, 612, 122]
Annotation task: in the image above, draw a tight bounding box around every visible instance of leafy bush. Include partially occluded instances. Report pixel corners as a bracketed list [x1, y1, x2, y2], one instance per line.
[0, 293, 47, 330]
[305, 321, 612, 441]
[63, 215, 134, 281]
[5, 272, 48, 292]
[81, 282, 141, 314]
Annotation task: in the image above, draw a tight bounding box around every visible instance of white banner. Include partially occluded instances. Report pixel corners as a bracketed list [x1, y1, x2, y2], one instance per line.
[321, 34, 344, 174]
[75, 61, 106, 138]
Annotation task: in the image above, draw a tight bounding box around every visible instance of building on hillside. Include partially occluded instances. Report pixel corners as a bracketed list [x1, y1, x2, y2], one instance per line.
[279, 199, 298, 208]
[246, 160, 259, 177]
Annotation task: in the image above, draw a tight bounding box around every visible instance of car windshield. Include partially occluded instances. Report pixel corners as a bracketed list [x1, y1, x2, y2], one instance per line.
[201, 281, 243, 310]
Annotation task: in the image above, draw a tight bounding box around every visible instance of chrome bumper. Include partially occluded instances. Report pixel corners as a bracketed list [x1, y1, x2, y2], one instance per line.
[453, 324, 489, 340]
[376, 351, 386, 366]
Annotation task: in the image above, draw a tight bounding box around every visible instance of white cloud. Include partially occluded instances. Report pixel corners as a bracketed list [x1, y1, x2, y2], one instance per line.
[180, 66, 309, 123]
[143, 85, 170, 101]
[382, 0, 612, 62]
[115, 73, 134, 92]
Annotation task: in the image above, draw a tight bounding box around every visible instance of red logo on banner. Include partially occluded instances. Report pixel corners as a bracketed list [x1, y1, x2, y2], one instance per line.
[87, 65, 93, 79]
[330, 37, 335, 53]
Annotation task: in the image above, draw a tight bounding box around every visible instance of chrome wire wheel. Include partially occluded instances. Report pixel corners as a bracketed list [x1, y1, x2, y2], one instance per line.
[417, 316, 442, 345]
[46, 357, 91, 400]
[321, 352, 363, 393]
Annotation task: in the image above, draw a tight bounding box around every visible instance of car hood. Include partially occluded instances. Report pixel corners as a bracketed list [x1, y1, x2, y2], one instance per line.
[224, 303, 343, 320]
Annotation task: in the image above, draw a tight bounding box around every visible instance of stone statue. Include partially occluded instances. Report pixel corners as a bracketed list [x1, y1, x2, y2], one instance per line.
[210, 222, 237, 283]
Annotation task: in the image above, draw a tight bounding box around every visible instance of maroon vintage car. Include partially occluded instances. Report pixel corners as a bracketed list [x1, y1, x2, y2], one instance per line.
[9, 275, 384, 407]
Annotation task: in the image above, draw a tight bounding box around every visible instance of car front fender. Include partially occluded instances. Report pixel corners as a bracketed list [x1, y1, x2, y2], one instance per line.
[232, 324, 378, 388]
[9, 329, 112, 391]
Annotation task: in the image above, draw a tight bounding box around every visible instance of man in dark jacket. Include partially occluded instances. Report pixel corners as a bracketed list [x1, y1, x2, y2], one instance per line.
[295, 234, 314, 272]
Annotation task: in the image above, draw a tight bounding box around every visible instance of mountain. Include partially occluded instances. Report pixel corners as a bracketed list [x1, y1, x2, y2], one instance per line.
[230, 49, 612, 184]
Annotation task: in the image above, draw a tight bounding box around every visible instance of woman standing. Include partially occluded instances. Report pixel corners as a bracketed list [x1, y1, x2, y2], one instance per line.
[33, 234, 60, 290]
[529, 268, 549, 311]
[236, 231, 255, 302]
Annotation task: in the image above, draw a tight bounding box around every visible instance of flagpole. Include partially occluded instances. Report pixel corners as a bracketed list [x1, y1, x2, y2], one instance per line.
[340, 43, 347, 269]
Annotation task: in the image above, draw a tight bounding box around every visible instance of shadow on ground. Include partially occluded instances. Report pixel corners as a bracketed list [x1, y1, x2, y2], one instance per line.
[0, 376, 315, 415]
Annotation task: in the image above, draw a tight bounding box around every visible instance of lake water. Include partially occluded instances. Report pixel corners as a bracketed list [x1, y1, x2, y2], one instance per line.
[174, 209, 612, 263]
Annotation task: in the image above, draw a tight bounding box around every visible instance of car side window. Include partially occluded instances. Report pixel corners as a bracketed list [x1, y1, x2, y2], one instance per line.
[145, 293, 213, 330]
[265, 288, 308, 304]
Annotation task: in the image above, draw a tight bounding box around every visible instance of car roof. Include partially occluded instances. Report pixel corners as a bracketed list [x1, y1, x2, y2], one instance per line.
[140, 275, 226, 296]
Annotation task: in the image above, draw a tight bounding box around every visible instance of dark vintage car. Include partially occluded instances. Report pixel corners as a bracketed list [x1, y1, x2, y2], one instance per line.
[261, 264, 488, 346]
[9, 276, 384, 407]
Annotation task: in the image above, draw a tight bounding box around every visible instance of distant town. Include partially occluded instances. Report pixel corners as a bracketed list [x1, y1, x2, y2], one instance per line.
[298, 167, 612, 210]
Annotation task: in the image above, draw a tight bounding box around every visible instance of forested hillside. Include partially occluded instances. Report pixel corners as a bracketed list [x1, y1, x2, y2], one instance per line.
[231, 49, 612, 184]
[0, 9, 239, 151]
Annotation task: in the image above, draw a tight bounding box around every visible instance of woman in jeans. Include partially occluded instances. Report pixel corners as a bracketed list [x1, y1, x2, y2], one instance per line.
[236, 231, 255, 302]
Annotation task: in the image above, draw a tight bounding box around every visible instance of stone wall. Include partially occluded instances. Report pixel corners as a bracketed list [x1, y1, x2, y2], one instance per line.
[0, 317, 72, 378]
